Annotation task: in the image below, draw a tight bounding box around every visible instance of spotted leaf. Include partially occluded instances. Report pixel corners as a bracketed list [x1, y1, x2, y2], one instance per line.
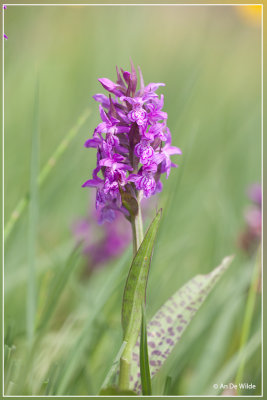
[131, 255, 234, 393]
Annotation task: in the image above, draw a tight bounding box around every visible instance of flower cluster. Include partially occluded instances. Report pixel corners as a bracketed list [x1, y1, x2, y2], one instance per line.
[83, 62, 181, 223]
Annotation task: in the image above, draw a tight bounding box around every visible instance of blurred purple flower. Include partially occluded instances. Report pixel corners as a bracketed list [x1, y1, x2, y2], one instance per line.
[239, 183, 262, 253]
[247, 183, 262, 206]
[4, 34, 8, 40]
[245, 183, 262, 236]
[73, 194, 157, 274]
[82, 62, 182, 223]
[72, 207, 131, 273]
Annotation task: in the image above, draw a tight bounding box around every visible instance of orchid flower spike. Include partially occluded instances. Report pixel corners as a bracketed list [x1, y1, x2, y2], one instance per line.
[83, 62, 182, 223]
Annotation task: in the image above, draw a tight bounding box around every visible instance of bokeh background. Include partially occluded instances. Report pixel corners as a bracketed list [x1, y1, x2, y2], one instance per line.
[4, 5, 262, 396]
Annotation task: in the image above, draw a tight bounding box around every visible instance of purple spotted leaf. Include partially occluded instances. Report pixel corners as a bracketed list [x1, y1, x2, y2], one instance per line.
[130, 255, 234, 394]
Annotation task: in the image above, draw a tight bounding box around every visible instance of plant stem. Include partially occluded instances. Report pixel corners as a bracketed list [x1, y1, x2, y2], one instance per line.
[131, 192, 144, 256]
[118, 344, 132, 391]
[235, 245, 261, 392]
[118, 194, 144, 390]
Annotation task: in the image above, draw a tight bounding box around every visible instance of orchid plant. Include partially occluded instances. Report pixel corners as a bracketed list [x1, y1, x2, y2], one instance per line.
[82, 62, 233, 395]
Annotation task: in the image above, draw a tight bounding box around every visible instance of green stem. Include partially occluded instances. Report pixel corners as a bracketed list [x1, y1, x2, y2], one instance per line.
[118, 194, 144, 391]
[235, 245, 261, 392]
[118, 344, 132, 391]
[131, 193, 144, 256]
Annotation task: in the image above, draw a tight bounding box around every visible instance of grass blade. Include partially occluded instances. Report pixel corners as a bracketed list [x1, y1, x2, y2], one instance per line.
[205, 329, 261, 395]
[235, 248, 260, 390]
[140, 303, 152, 395]
[27, 82, 39, 346]
[54, 249, 131, 395]
[4, 108, 91, 242]
[37, 245, 81, 332]
[163, 376, 172, 395]
[5, 239, 74, 294]
[45, 363, 59, 395]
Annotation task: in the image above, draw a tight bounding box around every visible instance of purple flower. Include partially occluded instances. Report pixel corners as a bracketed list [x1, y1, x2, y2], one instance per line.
[245, 184, 262, 236]
[82, 166, 103, 188]
[245, 207, 261, 233]
[143, 123, 167, 141]
[84, 137, 102, 149]
[127, 107, 147, 126]
[99, 153, 132, 172]
[239, 183, 262, 254]
[160, 141, 183, 178]
[146, 95, 168, 124]
[83, 62, 182, 222]
[72, 207, 131, 273]
[98, 78, 125, 97]
[128, 172, 156, 198]
[134, 140, 154, 165]
[73, 193, 156, 276]
[94, 104, 130, 146]
[247, 183, 262, 206]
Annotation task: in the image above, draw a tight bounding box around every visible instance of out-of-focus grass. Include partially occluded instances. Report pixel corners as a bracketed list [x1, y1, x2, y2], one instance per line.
[4, 5, 261, 396]
[26, 80, 39, 347]
[4, 107, 91, 242]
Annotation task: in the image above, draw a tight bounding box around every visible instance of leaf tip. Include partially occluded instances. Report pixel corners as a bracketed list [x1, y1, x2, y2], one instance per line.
[223, 254, 235, 266]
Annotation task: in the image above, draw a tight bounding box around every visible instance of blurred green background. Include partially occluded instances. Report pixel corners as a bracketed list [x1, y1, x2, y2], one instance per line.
[4, 5, 261, 396]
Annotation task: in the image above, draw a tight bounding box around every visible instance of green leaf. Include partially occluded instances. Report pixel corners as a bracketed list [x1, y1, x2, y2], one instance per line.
[122, 209, 162, 348]
[140, 304, 152, 395]
[99, 386, 137, 396]
[130, 255, 234, 393]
